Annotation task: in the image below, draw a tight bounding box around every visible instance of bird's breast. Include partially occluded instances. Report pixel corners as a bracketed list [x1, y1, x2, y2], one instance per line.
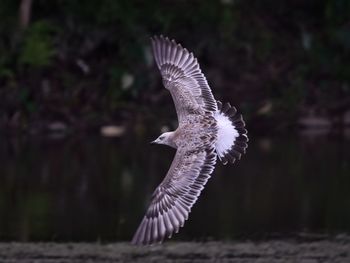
[175, 114, 217, 149]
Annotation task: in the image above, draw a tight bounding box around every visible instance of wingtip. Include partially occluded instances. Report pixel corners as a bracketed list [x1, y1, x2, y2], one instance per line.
[151, 35, 178, 46]
[131, 234, 141, 246]
[150, 35, 162, 42]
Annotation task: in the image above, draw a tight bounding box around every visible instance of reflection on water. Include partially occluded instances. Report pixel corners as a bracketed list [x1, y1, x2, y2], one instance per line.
[0, 132, 349, 242]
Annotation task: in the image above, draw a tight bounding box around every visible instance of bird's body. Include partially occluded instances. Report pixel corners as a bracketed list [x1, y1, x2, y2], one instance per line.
[132, 36, 248, 245]
[174, 113, 217, 149]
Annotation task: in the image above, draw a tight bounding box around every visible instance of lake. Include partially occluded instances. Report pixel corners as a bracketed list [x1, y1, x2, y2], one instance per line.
[0, 130, 349, 242]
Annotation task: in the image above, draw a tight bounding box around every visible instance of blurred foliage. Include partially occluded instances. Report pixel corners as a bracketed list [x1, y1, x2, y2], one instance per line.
[0, 0, 349, 131]
[19, 21, 56, 67]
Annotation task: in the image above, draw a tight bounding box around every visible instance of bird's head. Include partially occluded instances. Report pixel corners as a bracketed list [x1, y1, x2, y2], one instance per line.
[151, 131, 176, 148]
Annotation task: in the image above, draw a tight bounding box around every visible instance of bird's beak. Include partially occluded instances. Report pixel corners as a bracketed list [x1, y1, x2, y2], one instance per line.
[150, 140, 157, 144]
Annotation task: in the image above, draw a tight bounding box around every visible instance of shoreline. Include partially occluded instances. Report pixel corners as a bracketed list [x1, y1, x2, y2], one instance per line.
[0, 238, 349, 262]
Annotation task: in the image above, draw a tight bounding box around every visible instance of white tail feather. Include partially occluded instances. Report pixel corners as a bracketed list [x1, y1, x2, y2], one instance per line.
[214, 111, 239, 158]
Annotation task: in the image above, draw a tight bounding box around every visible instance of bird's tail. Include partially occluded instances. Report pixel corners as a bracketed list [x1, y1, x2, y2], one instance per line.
[214, 101, 248, 165]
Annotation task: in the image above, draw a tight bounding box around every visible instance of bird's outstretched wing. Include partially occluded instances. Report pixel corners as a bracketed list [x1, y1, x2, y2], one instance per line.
[151, 36, 217, 124]
[131, 147, 217, 245]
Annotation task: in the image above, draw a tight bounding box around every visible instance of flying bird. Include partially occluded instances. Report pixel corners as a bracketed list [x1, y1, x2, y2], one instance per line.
[132, 36, 248, 245]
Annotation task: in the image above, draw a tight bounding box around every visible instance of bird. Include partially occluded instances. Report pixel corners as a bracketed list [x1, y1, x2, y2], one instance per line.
[131, 35, 248, 245]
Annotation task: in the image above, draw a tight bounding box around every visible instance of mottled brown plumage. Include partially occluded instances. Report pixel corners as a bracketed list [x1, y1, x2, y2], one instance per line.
[132, 36, 248, 245]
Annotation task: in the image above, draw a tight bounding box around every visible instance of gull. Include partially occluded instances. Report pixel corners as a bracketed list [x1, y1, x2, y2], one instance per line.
[132, 36, 248, 245]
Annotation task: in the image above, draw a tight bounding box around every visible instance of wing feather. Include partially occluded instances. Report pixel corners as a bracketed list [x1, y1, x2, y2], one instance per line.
[170, 40, 178, 63]
[131, 147, 217, 245]
[151, 36, 217, 124]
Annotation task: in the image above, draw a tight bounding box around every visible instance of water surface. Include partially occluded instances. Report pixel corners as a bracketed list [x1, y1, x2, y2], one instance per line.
[0, 132, 349, 242]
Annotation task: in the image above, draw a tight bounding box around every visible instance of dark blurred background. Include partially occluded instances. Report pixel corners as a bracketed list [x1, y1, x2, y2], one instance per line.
[0, 0, 349, 242]
[1, 0, 349, 133]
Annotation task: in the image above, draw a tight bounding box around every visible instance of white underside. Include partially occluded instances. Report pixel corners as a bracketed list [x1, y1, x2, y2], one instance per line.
[214, 111, 239, 157]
